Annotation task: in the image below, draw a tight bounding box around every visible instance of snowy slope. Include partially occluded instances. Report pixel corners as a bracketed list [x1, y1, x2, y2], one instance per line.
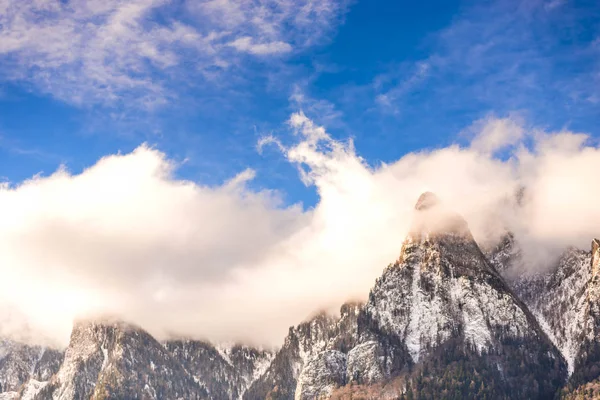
[0, 340, 62, 395]
[491, 233, 600, 387]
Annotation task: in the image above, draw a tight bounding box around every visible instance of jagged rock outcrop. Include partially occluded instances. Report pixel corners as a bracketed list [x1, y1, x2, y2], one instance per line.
[295, 350, 346, 400]
[490, 234, 600, 392]
[243, 303, 361, 400]
[0, 324, 273, 400]
[571, 238, 600, 387]
[33, 320, 208, 400]
[0, 340, 62, 398]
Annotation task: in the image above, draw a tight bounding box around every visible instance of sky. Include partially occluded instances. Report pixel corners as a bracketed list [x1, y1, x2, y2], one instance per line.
[0, 0, 599, 347]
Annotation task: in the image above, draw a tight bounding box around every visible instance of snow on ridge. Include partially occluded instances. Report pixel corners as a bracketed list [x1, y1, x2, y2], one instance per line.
[215, 342, 235, 367]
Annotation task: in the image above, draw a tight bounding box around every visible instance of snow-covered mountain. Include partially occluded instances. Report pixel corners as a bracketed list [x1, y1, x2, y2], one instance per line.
[0, 340, 62, 398]
[243, 302, 361, 400]
[31, 320, 209, 400]
[355, 192, 567, 397]
[0, 321, 274, 400]
[164, 340, 273, 399]
[244, 192, 567, 399]
[489, 233, 600, 396]
[1, 192, 599, 399]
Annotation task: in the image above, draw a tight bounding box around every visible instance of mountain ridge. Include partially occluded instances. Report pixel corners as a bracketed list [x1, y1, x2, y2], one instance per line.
[0, 193, 598, 399]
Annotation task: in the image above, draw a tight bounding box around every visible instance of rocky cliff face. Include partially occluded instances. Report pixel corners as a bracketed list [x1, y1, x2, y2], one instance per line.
[0, 340, 62, 397]
[242, 302, 362, 400]
[576, 238, 600, 385]
[32, 320, 208, 400]
[489, 233, 600, 392]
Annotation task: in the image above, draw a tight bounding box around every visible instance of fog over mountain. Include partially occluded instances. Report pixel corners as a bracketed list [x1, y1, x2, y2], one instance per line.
[0, 113, 598, 347]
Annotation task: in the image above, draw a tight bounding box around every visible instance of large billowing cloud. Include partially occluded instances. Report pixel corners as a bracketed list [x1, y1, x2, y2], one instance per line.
[0, 113, 599, 347]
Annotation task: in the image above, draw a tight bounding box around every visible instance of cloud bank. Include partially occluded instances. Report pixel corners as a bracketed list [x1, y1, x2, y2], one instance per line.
[0, 113, 599, 347]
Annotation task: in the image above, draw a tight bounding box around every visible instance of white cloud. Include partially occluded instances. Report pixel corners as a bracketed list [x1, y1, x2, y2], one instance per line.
[0, 0, 347, 106]
[468, 114, 525, 155]
[228, 36, 292, 55]
[1, 113, 599, 348]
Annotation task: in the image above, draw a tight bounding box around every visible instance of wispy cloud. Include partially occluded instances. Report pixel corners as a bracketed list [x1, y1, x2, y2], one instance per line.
[289, 85, 345, 128]
[371, 0, 600, 124]
[228, 36, 292, 55]
[375, 61, 430, 114]
[0, 0, 349, 107]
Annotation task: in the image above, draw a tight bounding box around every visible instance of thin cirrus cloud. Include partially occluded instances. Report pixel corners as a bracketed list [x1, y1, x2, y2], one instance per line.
[0, 0, 348, 107]
[373, 0, 600, 120]
[0, 112, 599, 347]
[227, 36, 292, 55]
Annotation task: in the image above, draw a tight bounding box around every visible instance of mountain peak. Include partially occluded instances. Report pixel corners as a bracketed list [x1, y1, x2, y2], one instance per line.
[408, 193, 470, 240]
[414, 191, 439, 211]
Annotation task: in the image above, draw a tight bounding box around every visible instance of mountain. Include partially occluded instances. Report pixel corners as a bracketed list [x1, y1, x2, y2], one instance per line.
[164, 339, 273, 399]
[32, 320, 208, 400]
[490, 234, 600, 396]
[0, 339, 62, 398]
[246, 192, 567, 399]
[243, 302, 361, 400]
[0, 321, 274, 400]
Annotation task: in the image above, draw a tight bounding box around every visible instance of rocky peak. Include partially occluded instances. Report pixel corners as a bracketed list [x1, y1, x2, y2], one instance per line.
[34, 319, 208, 400]
[256, 197, 567, 399]
[400, 194, 497, 279]
[407, 193, 471, 244]
[339, 301, 362, 318]
[358, 198, 567, 398]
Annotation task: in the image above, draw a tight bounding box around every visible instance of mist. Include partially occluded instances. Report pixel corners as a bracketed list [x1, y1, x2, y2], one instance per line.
[0, 113, 598, 348]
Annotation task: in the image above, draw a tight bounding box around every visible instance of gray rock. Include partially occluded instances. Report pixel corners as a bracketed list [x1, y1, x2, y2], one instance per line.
[295, 350, 346, 400]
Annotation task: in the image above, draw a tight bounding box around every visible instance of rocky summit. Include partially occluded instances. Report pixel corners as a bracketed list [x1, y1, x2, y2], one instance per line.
[1, 193, 599, 399]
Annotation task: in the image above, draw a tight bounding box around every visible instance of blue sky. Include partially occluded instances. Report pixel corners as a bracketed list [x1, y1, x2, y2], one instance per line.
[0, 0, 599, 208]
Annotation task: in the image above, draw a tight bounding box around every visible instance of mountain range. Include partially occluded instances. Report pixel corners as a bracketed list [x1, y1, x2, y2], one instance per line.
[0, 192, 598, 399]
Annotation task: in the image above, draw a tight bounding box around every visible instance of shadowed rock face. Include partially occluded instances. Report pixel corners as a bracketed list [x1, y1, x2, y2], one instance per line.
[32, 321, 209, 400]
